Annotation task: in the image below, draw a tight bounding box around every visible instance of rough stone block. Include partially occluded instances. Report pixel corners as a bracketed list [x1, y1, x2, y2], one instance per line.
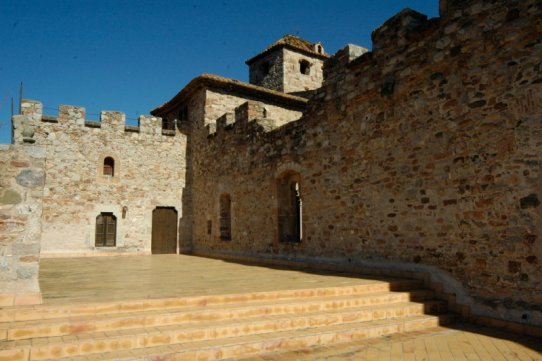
[59, 104, 85, 125]
[0, 190, 22, 204]
[15, 169, 45, 188]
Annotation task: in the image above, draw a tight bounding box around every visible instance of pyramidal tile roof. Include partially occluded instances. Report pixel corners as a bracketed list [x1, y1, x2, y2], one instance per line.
[246, 34, 328, 64]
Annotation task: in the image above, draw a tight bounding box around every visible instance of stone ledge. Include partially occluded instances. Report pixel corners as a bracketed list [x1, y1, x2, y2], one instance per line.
[41, 115, 58, 123]
[84, 120, 101, 128]
[39, 251, 152, 258]
[0, 292, 42, 307]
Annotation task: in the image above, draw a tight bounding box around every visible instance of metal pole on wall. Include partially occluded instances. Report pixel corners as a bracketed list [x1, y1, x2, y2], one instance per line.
[19, 81, 23, 114]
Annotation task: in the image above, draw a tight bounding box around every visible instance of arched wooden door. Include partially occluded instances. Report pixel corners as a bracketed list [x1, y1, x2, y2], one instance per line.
[151, 207, 178, 254]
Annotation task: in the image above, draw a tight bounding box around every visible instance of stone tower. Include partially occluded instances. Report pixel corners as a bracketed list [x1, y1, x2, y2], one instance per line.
[246, 35, 328, 95]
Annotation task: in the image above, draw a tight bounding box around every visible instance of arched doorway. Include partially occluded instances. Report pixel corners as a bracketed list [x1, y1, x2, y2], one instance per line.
[151, 207, 178, 254]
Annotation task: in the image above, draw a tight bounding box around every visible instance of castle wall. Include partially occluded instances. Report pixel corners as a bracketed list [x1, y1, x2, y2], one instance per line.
[190, 0, 542, 326]
[183, 89, 304, 252]
[0, 145, 45, 305]
[12, 101, 186, 256]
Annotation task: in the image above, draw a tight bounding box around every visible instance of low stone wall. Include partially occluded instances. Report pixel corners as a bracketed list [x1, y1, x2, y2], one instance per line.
[0, 145, 45, 306]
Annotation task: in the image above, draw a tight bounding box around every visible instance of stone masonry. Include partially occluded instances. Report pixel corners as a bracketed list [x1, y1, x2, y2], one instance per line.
[0, 145, 45, 306]
[3, 0, 541, 331]
[11, 100, 186, 256]
[172, 0, 541, 327]
[246, 35, 328, 94]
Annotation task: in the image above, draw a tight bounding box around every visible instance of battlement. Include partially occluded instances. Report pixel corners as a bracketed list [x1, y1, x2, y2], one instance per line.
[323, 44, 369, 83]
[13, 99, 176, 144]
[206, 101, 281, 138]
[371, 8, 430, 57]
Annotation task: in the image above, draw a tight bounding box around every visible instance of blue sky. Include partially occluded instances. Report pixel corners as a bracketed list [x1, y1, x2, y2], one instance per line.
[0, 0, 438, 144]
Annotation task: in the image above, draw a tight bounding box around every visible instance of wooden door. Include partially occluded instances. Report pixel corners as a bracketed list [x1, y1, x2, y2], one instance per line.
[152, 207, 178, 254]
[95, 213, 116, 247]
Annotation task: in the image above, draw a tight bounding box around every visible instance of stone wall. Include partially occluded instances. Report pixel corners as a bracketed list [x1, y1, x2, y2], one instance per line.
[189, 0, 542, 326]
[248, 48, 326, 94]
[282, 48, 325, 94]
[0, 145, 45, 305]
[248, 50, 285, 92]
[12, 100, 186, 256]
[204, 89, 303, 129]
[155, 85, 305, 252]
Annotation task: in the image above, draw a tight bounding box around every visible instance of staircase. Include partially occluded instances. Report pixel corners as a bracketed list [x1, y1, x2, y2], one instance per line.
[0, 277, 454, 361]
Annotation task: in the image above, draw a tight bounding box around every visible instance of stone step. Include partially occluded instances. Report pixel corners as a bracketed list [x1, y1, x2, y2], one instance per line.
[5, 300, 447, 360]
[2, 289, 435, 341]
[0, 278, 423, 323]
[37, 314, 456, 361]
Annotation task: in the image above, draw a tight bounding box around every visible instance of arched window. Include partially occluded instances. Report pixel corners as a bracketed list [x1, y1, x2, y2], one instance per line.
[277, 171, 302, 243]
[219, 194, 232, 241]
[95, 213, 117, 247]
[299, 60, 311, 75]
[103, 157, 115, 177]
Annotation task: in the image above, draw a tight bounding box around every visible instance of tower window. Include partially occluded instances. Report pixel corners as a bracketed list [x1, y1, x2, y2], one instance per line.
[178, 106, 188, 123]
[219, 194, 232, 241]
[261, 61, 270, 76]
[299, 60, 311, 75]
[103, 157, 115, 177]
[95, 213, 117, 247]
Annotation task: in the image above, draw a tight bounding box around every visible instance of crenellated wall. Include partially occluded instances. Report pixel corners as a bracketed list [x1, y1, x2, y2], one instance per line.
[189, 0, 542, 327]
[11, 100, 186, 256]
[154, 84, 306, 252]
[2, 0, 540, 329]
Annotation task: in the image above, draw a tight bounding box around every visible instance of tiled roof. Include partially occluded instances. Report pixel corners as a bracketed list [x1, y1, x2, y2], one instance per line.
[246, 35, 328, 64]
[150, 74, 308, 116]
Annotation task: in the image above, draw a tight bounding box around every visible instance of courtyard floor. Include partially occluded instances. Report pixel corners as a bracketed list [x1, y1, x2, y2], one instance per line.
[234, 325, 542, 361]
[39, 254, 389, 304]
[37, 255, 542, 360]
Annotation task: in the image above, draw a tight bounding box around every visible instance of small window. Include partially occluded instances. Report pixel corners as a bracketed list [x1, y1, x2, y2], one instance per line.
[317, 45, 323, 54]
[299, 60, 311, 75]
[207, 220, 212, 235]
[219, 194, 232, 241]
[103, 157, 115, 177]
[95, 213, 117, 247]
[261, 61, 270, 76]
[178, 106, 188, 123]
